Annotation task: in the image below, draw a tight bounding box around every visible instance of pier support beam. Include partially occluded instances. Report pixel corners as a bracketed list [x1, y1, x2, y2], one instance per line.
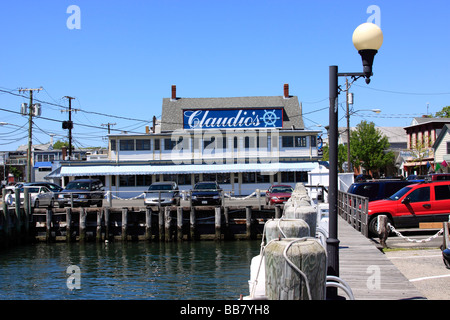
[164, 206, 171, 242]
[46, 208, 53, 243]
[79, 208, 87, 243]
[145, 207, 152, 241]
[66, 208, 73, 242]
[215, 207, 221, 241]
[104, 207, 110, 241]
[246, 206, 252, 240]
[177, 207, 183, 241]
[96, 209, 103, 242]
[190, 207, 196, 241]
[158, 207, 164, 241]
[121, 208, 128, 241]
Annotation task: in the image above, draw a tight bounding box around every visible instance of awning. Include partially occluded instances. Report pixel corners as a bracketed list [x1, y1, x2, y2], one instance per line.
[51, 162, 318, 177]
[34, 161, 52, 168]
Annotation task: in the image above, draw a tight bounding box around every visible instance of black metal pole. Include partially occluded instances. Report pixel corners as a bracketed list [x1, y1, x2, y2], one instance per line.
[327, 65, 340, 298]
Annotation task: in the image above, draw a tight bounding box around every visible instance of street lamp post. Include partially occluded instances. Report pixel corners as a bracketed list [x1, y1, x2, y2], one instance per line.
[327, 22, 383, 298]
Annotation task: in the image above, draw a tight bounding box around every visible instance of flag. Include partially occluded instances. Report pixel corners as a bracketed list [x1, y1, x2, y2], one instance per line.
[442, 160, 448, 167]
[436, 163, 441, 171]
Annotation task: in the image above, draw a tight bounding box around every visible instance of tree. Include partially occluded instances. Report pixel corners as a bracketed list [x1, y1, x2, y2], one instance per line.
[350, 121, 394, 176]
[53, 140, 70, 149]
[321, 144, 348, 173]
[435, 106, 450, 118]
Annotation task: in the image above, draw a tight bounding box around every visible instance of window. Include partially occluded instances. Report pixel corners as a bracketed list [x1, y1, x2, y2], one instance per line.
[164, 138, 175, 150]
[447, 141, 450, 154]
[242, 172, 256, 184]
[435, 185, 450, 200]
[136, 175, 152, 186]
[407, 186, 430, 202]
[178, 174, 191, 185]
[136, 139, 151, 151]
[310, 136, 317, 147]
[282, 136, 293, 148]
[295, 137, 307, 147]
[120, 139, 135, 151]
[110, 140, 116, 151]
[154, 139, 160, 151]
[119, 175, 136, 187]
[281, 172, 295, 182]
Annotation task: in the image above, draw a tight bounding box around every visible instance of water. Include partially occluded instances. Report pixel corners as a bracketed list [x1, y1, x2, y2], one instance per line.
[0, 240, 261, 300]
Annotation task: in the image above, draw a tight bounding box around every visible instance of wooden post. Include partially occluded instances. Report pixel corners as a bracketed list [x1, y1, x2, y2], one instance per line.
[145, 207, 152, 241]
[96, 209, 103, 242]
[275, 205, 282, 219]
[121, 208, 128, 241]
[103, 207, 110, 241]
[164, 206, 171, 242]
[23, 188, 30, 236]
[158, 206, 164, 241]
[177, 206, 183, 241]
[215, 207, 221, 241]
[66, 208, 72, 242]
[46, 208, 52, 243]
[246, 206, 252, 240]
[223, 207, 231, 240]
[2, 189, 10, 245]
[79, 208, 87, 242]
[14, 188, 21, 236]
[190, 206, 196, 241]
[443, 222, 449, 250]
[377, 215, 389, 248]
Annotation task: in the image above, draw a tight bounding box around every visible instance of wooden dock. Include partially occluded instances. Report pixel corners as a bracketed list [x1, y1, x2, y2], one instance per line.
[337, 216, 426, 300]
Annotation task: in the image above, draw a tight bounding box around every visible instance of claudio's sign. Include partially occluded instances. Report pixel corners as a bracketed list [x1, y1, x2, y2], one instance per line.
[183, 108, 283, 130]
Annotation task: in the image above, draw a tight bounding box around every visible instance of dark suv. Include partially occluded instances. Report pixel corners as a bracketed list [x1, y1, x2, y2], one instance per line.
[191, 181, 222, 206]
[347, 180, 415, 202]
[57, 179, 104, 208]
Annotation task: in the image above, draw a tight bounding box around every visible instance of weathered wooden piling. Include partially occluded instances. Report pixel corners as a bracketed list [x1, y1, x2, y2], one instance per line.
[215, 207, 221, 241]
[46, 208, 53, 242]
[246, 206, 252, 240]
[104, 207, 110, 241]
[164, 206, 171, 241]
[190, 207, 196, 240]
[145, 207, 152, 241]
[158, 207, 164, 241]
[96, 209, 102, 242]
[66, 208, 73, 242]
[265, 238, 327, 300]
[177, 207, 183, 241]
[264, 219, 310, 243]
[79, 208, 87, 242]
[121, 208, 128, 241]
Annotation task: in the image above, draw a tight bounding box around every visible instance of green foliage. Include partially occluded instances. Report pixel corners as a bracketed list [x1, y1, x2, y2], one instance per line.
[434, 106, 450, 118]
[53, 140, 70, 149]
[350, 120, 394, 175]
[321, 144, 348, 172]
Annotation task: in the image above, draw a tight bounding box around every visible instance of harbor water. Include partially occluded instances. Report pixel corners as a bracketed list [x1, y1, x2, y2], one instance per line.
[0, 240, 261, 300]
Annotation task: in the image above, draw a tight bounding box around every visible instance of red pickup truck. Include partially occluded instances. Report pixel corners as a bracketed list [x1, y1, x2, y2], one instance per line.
[367, 180, 450, 235]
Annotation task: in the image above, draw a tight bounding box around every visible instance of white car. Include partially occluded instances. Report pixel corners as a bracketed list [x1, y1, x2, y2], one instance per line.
[12, 186, 55, 208]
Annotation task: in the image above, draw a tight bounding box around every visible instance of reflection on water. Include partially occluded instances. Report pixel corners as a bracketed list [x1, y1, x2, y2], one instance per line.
[0, 240, 260, 300]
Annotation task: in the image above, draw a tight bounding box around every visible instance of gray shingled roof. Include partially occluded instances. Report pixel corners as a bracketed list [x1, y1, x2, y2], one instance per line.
[161, 96, 304, 132]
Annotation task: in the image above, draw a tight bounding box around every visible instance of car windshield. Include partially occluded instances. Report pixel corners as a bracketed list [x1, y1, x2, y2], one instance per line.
[65, 182, 90, 190]
[194, 183, 217, 190]
[148, 184, 173, 191]
[387, 186, 412, 200]
[20, 187, 40, 193]
[271, 187, 293, 193]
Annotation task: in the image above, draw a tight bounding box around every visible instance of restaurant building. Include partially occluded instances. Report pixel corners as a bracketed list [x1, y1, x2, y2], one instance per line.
[51, 84, 322, 196]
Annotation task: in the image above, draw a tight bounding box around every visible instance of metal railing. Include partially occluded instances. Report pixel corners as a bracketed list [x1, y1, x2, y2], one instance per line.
[338, 191, 369, 237]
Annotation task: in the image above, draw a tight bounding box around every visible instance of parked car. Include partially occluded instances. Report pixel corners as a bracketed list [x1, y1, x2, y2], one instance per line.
[367, 180, 450, 235]
[426, 173, 450, 181]
[347, 180, 415, 202]
[144, 181, 180, 206]
[265, 184, 294, 205]
[354, 174, 372, 182]
[57, 179, 104, 208]
[27, 181, 63, 194]
[4, 182, 24, 194]
[406, 174, 426, 181]
[191, 181, 222, 206]
[13, 185, 55, 208]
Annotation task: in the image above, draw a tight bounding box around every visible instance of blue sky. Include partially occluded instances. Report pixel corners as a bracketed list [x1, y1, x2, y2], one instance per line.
[0, 0, 449, 150]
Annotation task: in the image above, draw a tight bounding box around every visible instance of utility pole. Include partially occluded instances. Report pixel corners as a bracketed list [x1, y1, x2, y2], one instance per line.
[101, 123, 116, 134]
[62, 96, 79, 159]
[346, 78, 351, 173]
[19, 87, 42, 183]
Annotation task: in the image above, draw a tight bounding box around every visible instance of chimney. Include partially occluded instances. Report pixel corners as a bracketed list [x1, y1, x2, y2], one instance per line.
[283, 84, 289, 98]
[62, 146, 67, 161]
[171, 85, 177, 100]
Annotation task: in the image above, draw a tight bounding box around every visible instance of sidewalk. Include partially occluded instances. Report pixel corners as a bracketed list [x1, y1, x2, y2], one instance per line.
[337, 216, 426, 300]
